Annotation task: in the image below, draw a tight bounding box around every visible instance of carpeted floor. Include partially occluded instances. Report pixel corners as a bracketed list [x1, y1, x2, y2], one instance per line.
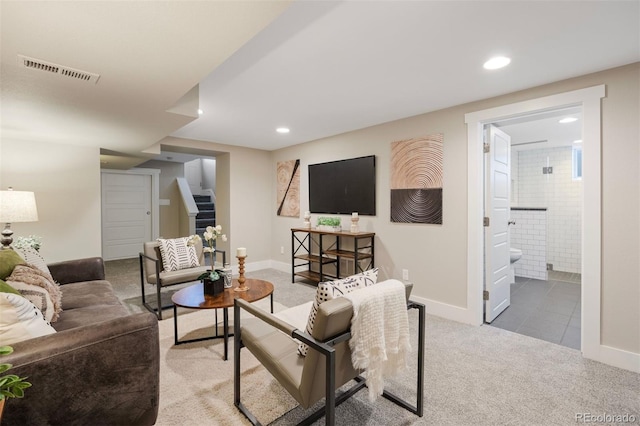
[106, 259, 640, 425]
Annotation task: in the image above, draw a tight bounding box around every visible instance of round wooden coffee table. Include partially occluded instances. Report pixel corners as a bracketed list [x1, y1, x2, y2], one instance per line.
[171, 278, 274, 360]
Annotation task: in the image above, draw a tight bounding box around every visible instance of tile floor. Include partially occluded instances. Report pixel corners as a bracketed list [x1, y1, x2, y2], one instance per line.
[489, 271, 582, 350]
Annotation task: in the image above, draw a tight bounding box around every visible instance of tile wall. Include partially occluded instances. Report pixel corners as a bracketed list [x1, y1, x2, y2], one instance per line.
[510, 209, 547, 280]
[511, 146, 582, 274]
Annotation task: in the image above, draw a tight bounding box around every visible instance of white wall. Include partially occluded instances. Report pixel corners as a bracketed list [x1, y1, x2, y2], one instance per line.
[202, 158, 216, 192]
[0, 139, 101, 263]
[271, 113, 469, 308]
[510, 209, 547, 280]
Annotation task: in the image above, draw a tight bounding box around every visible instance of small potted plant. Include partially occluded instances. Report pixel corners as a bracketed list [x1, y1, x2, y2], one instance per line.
[317, 217, 342, 232]
[0, 345, 32, 421]
[189, 225, 228, 296]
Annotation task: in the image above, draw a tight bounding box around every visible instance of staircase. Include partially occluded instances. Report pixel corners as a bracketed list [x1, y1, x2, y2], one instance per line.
[194, 194, 215, 236]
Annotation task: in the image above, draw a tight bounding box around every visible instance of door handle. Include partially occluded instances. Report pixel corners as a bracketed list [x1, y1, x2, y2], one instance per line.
[146, 211, 151, 215]
[508, 220, 516, 225]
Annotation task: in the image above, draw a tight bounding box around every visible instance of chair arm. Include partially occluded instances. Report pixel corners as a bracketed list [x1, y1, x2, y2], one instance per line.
[234, 298, 296, 336]
[3, 312, 159, 426]
[47, 256, 105, 285]
[139, 252, 159, 263]
[234, 299, 343, 356]
[139, 251, 162, 283]
[214, 249, 226, 266]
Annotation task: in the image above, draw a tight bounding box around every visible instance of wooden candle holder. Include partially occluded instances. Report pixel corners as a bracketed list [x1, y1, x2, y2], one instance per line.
[234, 255, 249, 292]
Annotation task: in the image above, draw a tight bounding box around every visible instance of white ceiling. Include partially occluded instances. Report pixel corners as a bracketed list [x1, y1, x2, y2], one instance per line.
[497, 106, 583, 152]
[2, 1, 639, 164]
[0, 1, 292, 160]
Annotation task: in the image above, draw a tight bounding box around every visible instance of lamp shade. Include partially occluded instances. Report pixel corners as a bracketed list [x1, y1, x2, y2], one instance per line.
[0, 190, 39, 222]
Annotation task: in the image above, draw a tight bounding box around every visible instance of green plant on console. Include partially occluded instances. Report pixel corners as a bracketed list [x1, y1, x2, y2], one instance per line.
[0, 345, 31, 401]
[317, 217, 341, 227]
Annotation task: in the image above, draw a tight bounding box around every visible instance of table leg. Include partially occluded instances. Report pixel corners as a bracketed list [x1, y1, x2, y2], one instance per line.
[223, 307, 229, 361]
[173, 305, 178, 346]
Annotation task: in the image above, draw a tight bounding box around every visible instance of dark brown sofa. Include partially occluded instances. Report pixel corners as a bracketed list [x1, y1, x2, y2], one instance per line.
[2, 257, 159, 426]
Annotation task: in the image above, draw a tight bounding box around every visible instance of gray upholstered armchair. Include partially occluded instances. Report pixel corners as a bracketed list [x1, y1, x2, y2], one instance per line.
[139, 239, 226, 319]
[233, 282, 425, 425]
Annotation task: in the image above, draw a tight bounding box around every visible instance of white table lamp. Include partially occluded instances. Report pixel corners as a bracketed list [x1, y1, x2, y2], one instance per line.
[0, 188, 39, 250]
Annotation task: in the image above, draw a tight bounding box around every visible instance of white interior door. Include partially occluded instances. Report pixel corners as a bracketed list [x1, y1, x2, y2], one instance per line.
[484, 125, 511, 322]
[101, 172, 152, 260]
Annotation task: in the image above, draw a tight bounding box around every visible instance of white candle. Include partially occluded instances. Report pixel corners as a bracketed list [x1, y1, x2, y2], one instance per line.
[236, 247, 247, 257]
[352, 212, 358, 218]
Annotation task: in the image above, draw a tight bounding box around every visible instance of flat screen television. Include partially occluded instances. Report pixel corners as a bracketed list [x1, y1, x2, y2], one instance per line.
[308, 155, 376, 216]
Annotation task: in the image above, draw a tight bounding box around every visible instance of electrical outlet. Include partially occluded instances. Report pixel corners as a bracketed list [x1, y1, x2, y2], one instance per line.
[402, 269, 409, 281]
[280, 246, 284, 255]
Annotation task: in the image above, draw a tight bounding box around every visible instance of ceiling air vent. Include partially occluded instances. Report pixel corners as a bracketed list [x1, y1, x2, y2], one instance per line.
[18, 54, 100, 84]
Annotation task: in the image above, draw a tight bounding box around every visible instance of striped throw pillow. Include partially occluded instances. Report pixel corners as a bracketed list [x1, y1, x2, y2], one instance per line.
[157, 237, 200, 272]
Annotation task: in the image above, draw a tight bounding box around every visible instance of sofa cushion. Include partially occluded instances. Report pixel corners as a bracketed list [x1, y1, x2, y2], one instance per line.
[0, 249, 26, 280]
[0, 292, 56, 345]
[157, 237, 200, 272]
[298, 268, 378, 356]
[52, 280, 128, 331]
[7, 264, 63, 322]
[60, 280, 122, 310]
[53, 304, 130, 332]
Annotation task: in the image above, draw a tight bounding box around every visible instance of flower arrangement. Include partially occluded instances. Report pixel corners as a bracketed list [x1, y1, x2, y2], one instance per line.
[189, 225, 227, 281]
[12, 235, 42, 251]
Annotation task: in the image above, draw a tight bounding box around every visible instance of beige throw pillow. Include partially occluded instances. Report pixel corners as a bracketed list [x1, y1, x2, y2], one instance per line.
[0, 292, 56, 345]
[7, 264, 63, 322]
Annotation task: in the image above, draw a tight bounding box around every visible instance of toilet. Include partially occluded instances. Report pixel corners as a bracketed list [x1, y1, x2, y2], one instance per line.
[509, 248, 522, 284]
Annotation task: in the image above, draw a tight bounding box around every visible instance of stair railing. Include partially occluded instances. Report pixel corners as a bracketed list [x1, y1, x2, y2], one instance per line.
[176, 177, 198, 236]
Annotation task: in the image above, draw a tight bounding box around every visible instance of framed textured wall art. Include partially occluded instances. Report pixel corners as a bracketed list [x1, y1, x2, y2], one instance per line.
[390, 134, 443, 224]
[276, 159, 301, 217]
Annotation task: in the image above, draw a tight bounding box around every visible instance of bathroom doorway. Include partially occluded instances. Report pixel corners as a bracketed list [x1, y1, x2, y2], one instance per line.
[485, 107, 583, 349]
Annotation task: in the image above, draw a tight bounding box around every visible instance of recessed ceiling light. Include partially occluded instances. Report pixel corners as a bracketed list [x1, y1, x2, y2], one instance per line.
[573, 139, 583, 144]
[559, 117, 578, 124]
[483, 56, 511, 70]
[276, 127, 290, 134]
[197, 109, 204, 115]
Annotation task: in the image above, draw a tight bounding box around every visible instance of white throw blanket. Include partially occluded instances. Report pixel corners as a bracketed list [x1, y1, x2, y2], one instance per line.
[343, 279, 411, 401]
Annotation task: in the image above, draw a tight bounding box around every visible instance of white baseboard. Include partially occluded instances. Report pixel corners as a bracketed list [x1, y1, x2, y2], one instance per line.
[231, 259, 273, 275]
[587, 344, 640, 373]
[409, 294, 474, 324]
[268, 260, 291, 274]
